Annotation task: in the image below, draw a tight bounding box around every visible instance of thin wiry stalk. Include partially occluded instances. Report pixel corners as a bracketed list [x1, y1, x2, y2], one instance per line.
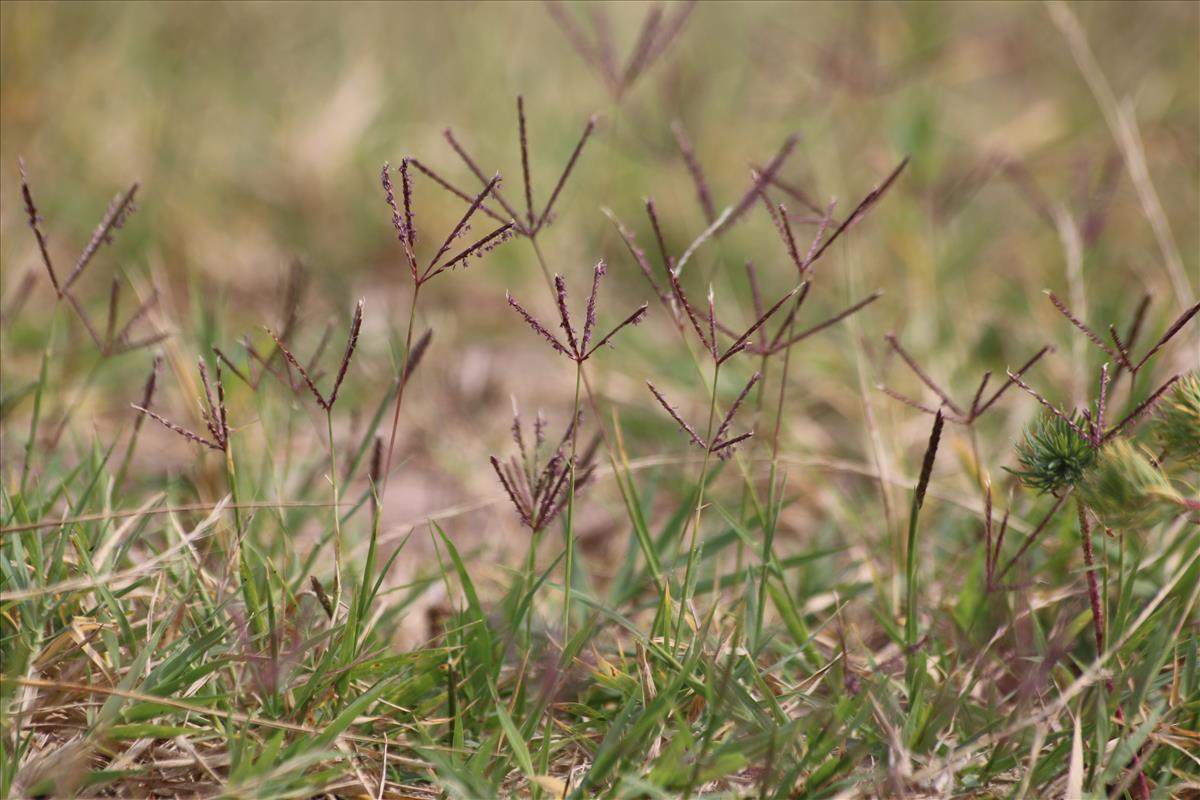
[526, 241, 667, 605]
[327, 409, 344, 610]
[769, 292, 881, 355]
[561, 363, 584, 648]
[380, 285, 422, 497]
[115, 356, 160, 487]
[885, 334, 964, 417]
[674, 358, 722, 648]
[994, 492, 1070, 585]
[1102, 374, 1180, 442]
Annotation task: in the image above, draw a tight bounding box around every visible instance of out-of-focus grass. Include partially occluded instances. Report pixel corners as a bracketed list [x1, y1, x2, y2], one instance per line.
[1, 1, 1198, 797]
[3, 2, 1195, 288]
[3, 1, 1196, 460]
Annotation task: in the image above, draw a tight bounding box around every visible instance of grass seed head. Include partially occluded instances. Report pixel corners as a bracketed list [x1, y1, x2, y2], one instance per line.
[1079, 439, 1184, 529]
[1010, 412, 1097, 495]
[1154, 372, 1200, 466]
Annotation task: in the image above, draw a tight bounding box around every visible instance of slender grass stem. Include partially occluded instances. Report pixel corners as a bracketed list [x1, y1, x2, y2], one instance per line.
[381, 284, 421, 498]
[529, 238, 556, 295]
[675, 360, 720, 648]
[527, 239, 666, 615]
[755, 290, 804, 645]
[326, 409, 344, 614]
[735, 350, 771, 595]
[1077, 497, 1150, 798]
[525, 530, 538, 644]
[1076, 498, 1106, 655]
[20, 303, 60, 495]
[904, 486, 922, 653]
[226, 438, 265, 638]
[562, 362, 583, 645]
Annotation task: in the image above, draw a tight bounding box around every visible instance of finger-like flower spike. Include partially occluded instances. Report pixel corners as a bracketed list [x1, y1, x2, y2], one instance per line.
[608, 198, 801, 365]
[133, 356, 231, 452]
[380, 160, 514, 287]
[1044, 291, 1198, 393]
[264, 299, 364, 411]
[413, 96, 596, 240]
[490, 407, 597, 533]
[19, 162, 162, 357]
[547, 1, 694, 102]
[879, 334, 1051, 426]
[506, 261, 646, 363]
[647, 372, 761, 458]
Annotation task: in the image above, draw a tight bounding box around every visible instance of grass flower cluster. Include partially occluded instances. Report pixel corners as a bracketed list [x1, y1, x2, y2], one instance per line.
[2, 4, 1198, 799]
[1009, 412, 1098, 495]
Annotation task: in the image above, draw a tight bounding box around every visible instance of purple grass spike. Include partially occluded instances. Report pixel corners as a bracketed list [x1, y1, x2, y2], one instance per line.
[19, 159, 60, 295]
[65, 182, 139, 291]
[647, 381, 705, 449]
[1045, 290, 1117, 360]
[517, 96, 536, 229]
[428, 173, 503, 271]
[326, 299, 364, 411]
[672, 120, 716, 225]
[535, 115, 597, 234]
[266, 326, 326, 409]
[554, 274, 580, 354]
[770, 291, 881, 355]
[584, 304, 647, 357]
[508, 264, 645, 362]
[506, 292, 570, 356]
[712, 372, 762, 447]
[721, 286, 798, 364]
[885, 334, 965, 417]
[582, 260, 606, 352]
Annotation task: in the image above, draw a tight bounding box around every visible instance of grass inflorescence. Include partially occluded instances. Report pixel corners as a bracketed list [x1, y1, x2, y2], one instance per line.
[2, 4, 1199, 799]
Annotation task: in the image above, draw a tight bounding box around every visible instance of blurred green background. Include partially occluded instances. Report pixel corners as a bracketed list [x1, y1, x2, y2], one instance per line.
[1, 1, 1196, 522]
[3, 1, 1195, 294]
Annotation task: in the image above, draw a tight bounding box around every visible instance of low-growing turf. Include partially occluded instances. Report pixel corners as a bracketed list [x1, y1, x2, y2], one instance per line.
[2, 2, 1198, 798]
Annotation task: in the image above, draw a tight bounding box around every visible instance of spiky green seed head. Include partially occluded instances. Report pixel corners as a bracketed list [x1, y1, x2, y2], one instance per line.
[1078, 438, 1184, 529]
[1008, 413, 1097, 495]
[1155, 372, 1200, 467]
